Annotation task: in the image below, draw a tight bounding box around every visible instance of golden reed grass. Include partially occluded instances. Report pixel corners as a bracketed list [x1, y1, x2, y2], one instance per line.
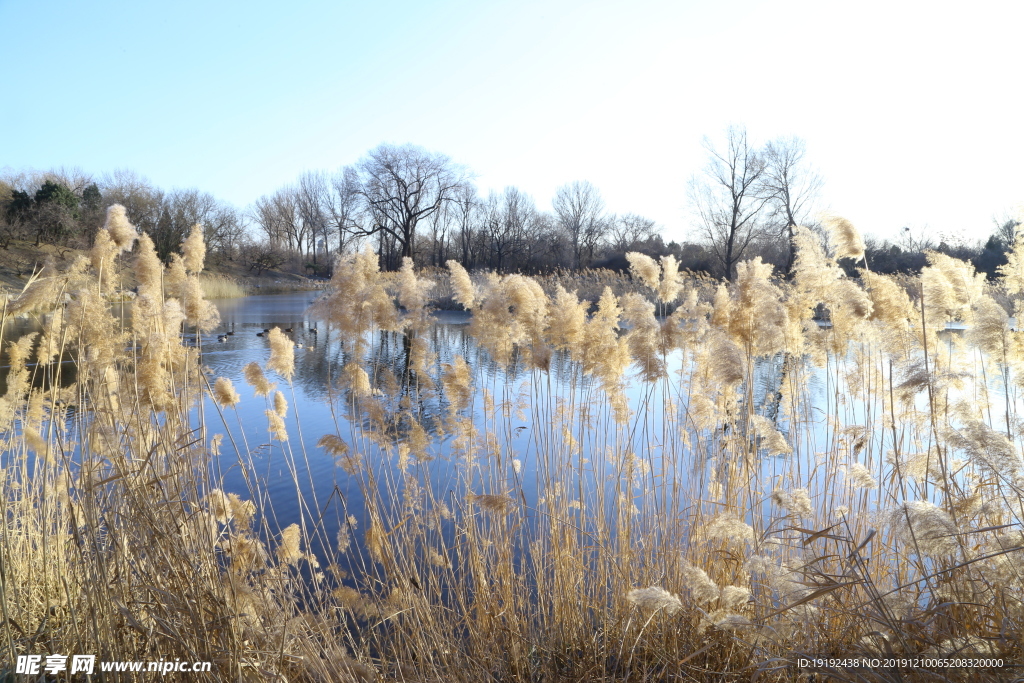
[198, 273, 249, 299]
[4, 206, 1024, 681]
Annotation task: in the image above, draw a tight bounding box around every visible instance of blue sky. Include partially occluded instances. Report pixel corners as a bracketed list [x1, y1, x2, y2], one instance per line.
[1, 0, 1022, 244]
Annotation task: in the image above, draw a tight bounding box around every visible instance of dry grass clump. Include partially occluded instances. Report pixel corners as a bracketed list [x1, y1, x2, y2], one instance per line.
[303, 229, 1024, 681]
[0, 207, 364, 682]
[199, 273, 249, 299]
[9, 210, 1024, 682]
[427, 262, 712, 314]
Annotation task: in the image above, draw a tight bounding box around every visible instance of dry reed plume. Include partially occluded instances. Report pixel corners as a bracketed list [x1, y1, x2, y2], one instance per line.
[0, 206, 367, 682]
[4, 207, 1024, 682]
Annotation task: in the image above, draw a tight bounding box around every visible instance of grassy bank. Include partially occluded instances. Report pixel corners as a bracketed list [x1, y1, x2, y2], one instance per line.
[0, 238, 324, 303]
[198, 273, 327, 299]
[198, 273, 248, 298]
[3, 207, 1024, 681]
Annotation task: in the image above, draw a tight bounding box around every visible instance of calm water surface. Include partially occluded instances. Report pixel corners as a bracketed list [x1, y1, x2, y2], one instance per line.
[203, 293, 591, 559]
[0, 292, 853, 565]
[200, 293, 830, 565]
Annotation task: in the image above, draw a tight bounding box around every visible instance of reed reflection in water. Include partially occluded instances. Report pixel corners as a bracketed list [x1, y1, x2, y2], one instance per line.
[200, 292, 816, 572]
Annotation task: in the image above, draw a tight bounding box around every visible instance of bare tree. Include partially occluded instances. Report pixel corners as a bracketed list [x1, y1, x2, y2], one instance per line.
[689, 126, 771, 280]
[296, 171, 331, 268]
[202, 205, 246, 263]
[146, 189, 225, 262]
[424, 199, 455, 267]
[48, 166, 94, 196]
[327, 166, 362, 255]
[103, 171, 242, 262]
[451, 184, 481, 268]
[356, 143, 467, 269]
[252, 187, 301, 254]
[992, 213, 1021, 248]
[239, 238, 287, 275]
[553, 180, 605, 269]
[898, 225, 936, 253]
[761, 136, 822, 274]
[520, 211, 563, 271]
[0, 180, 19, 248]
[483, 187, 537, 271]
[251, 192, 282, 250]
[102, 169, 164, 234]
[608, 213, 658, 252]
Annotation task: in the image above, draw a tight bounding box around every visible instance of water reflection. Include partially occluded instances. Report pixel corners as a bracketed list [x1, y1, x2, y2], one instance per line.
[0, 314, 79, 394]
[201, 294, 633, 560]
[1, 293, 817, 569]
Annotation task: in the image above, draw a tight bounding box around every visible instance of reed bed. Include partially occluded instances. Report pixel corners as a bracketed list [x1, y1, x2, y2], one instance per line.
[424, 265, 711, 313]
[198, 273, 325, 299]
[198, 273, 249, 299]
[3, 207, 1024, 681]
[248, 278, 327, 294]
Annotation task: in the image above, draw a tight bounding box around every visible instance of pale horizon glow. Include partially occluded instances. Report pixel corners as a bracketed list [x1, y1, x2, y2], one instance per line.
[1, 0, 1021, 247]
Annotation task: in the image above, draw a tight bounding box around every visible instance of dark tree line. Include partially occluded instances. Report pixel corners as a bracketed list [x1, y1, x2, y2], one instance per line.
[3, 137, 1016, 280]
[686, 126, 1019, 281]
[0, 168, 246, 264]
[859, 220, 1020, 280]
[248, 143, 673, 275]
[1, 169, 103, 249]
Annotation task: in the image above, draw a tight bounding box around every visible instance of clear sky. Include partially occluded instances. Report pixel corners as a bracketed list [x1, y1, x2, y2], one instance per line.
[1, 0, 1021, 245]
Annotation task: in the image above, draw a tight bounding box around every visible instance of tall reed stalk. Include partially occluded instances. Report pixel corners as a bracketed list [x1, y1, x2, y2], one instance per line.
[3, 208, 1024, 681]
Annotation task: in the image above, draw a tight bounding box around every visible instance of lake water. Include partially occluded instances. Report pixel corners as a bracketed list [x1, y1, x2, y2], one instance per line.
[198, 292, 834, 567]
[2, 290, 1001, 584]
[203, 294, 625, 555]
[7, 287, 983, 579]
[203, 293, 594, 560]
